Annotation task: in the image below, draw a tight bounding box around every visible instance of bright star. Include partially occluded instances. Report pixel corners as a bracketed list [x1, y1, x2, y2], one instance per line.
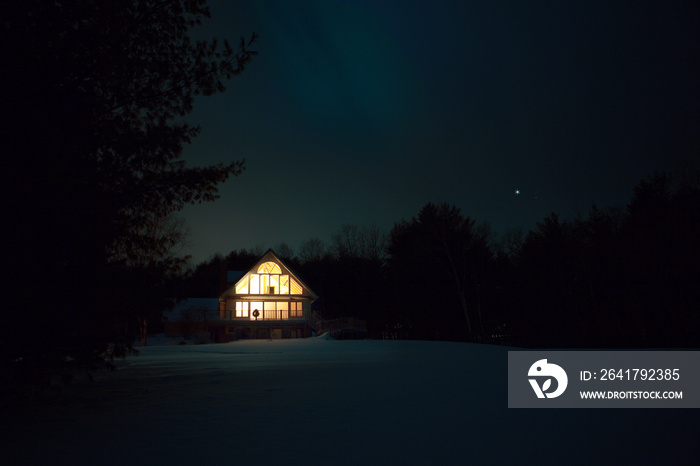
[515, 189, 520, 195]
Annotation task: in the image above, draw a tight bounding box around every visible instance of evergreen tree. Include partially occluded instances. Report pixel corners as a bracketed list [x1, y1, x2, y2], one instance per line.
[386, 203, 494, 341]
[0, 1, 257, 387]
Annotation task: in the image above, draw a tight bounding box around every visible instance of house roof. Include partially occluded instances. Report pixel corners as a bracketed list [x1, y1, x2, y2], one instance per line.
[220, 249, 318, 301]
[163, 298, 220, 322]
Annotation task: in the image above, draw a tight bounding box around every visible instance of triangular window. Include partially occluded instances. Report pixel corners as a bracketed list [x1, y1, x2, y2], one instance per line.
[290, 278, 302, 295]
[235, 275, 249, 294]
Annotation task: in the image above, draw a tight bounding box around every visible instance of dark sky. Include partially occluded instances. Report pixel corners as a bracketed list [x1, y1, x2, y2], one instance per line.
[180, 0, 700, 264]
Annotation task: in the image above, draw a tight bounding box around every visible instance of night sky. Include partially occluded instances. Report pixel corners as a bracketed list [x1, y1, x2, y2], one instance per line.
[180, 0, 700, 264]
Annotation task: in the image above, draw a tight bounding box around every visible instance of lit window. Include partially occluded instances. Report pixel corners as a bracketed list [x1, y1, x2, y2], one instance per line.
[250, 302, 263, 320]
[249, 274, 260, 294]
[290, 278, 302, 295]
[235, 275, 249, 294]
[258, 262, 282, 274]
[236, 265, 301, 297]
[264, 301, 277, 320]
[235, 302, 249, 318]
[276, 302, 289, 320]
[290, 302, 303, 317]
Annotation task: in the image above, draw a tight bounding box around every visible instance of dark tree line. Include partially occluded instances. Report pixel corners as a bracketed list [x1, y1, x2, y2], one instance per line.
[383, 172, 699, 348]
[184, 171, 700, 348]
[383, 204, 494, 341]
[506, 172, 700, 348]
[1, 1, 256, 390]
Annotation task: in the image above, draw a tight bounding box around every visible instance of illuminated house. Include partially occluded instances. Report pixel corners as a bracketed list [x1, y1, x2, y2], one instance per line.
[164, 250, 318, 341]
[216, 249, 318, 340]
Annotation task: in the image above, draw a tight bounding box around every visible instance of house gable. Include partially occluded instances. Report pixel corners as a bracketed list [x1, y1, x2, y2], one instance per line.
[219, 249, 317, 322]
[221, 250, 317, 300]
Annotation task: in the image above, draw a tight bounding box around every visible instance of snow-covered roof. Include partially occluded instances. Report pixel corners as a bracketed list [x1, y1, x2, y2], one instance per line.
[163, 298, 220, 322]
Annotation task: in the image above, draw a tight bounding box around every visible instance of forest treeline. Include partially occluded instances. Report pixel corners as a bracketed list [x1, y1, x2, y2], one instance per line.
[181, 171, 700, 348]
[1, 1, 257, 391]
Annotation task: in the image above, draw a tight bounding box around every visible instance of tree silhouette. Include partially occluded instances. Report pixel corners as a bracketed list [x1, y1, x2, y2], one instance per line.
[501, 171, 700, 348]
[1, 1, 256, 387]
[620, 172, 700, 346]
[386, 203, 494, 341]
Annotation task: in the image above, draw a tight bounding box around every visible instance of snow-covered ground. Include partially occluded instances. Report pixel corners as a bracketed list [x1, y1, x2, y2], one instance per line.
[3, 337, 698, 465]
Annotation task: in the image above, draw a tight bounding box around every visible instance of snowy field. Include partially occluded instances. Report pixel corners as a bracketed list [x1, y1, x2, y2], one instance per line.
[3, 336, 698, 465]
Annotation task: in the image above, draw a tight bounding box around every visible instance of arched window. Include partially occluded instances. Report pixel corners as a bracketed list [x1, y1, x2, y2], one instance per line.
[234, 261, 304, 295]
[257, 262, 281, 274]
